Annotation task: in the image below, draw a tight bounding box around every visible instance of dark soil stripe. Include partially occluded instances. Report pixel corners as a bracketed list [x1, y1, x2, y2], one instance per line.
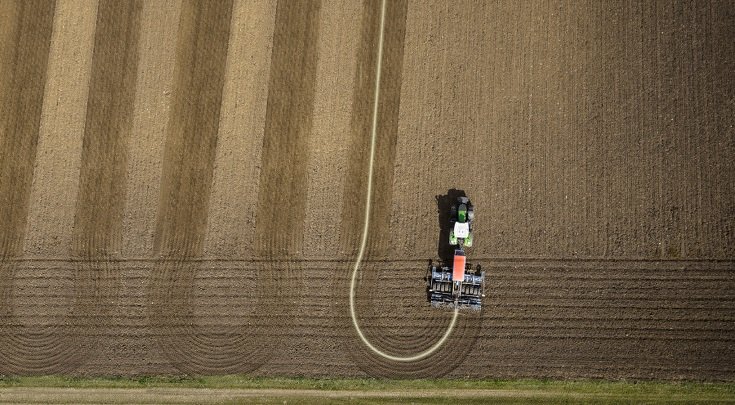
[0, 0, 55, 258]
[255, 0, 321, 259]
[250, 2, 322, 362]
[366, 0, 409, 258]
[339, 0, 406, 259]
[337, 0, 381, 258]
[74, 0, 142, 256]
[154, 0, 233, 256]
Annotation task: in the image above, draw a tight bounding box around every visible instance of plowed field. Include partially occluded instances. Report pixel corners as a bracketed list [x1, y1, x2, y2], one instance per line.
[1, 0, 734, 379]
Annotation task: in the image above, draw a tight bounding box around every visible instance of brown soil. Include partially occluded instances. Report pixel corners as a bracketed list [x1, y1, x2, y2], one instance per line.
[0, 0, 733, 379]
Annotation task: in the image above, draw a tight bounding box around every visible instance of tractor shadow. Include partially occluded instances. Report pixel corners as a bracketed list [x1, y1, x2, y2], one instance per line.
[435, 188, 467, 263]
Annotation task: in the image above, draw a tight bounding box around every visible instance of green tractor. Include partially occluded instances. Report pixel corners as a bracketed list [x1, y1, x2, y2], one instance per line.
[448, 196, 474, 249]
[428, 195, 483, 310]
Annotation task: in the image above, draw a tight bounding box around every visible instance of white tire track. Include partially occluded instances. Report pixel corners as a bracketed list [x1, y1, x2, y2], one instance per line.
[348, 0, 459, 362]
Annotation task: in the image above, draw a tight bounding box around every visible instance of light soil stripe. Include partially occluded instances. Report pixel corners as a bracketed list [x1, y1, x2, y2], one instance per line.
[203, 0, 276, 259]
[301, 0, 362, 259]
[348, 0, 459, 363]
[24, 0, 98, 257]
[122, 0, 181, 257]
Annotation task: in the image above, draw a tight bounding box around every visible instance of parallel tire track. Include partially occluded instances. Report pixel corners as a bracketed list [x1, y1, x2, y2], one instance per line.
[9, 257, 735, 378]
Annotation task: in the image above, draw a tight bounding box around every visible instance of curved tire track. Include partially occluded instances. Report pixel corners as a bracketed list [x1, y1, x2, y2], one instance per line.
[148, 0, 286, 374]
[335, 0, 482, 377]
[149, 0, 322, 374]
[0, 0, 85, 374]
[0, 0, 142, 374]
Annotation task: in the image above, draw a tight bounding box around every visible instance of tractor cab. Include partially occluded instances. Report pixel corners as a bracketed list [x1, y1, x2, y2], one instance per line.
[449, 197, 474, 248]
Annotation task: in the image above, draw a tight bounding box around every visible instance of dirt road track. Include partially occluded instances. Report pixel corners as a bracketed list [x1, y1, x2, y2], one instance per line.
[0, 387, 649, 404]
[0, 0, 733, 379]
